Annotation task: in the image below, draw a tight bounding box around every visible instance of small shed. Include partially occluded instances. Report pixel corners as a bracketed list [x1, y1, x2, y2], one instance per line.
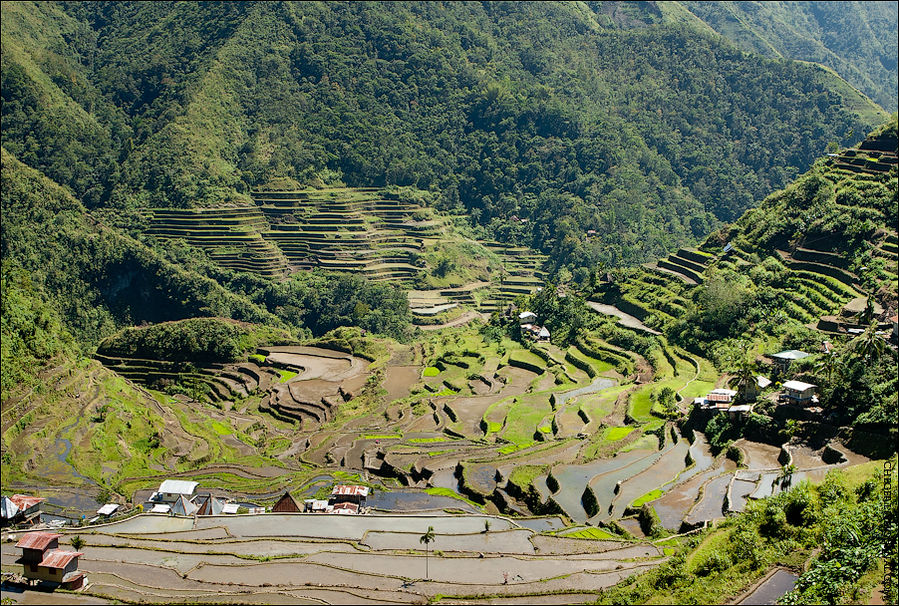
[221, 503, 240, 514]
[537, 326, 551, 341]
[272, 491, 302, 513]
[518, 311, 538, 322]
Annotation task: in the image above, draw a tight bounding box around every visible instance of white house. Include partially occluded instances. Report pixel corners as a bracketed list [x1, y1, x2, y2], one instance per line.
[780, 380, 818, 404]
[151, 480, 199, 504]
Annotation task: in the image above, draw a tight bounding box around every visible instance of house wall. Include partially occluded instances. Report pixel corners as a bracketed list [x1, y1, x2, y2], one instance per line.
[23, 564, 62, 583]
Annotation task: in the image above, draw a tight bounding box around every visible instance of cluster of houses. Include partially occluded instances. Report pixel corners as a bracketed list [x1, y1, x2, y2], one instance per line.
[142, 480, 371, 517]
[273, 484, 370, 515]
[518, 311, 550, 341]
[694, 348, 821, 418]
[144, 480, 262, 516]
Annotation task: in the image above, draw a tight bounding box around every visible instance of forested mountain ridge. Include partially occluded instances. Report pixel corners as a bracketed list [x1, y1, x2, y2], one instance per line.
[672, 1, 899, 113]
[1, 1, 890, 271]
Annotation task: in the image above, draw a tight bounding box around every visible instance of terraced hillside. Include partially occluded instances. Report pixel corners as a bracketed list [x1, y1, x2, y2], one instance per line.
[597, 121, 898, 342]
[254, 187, 446, 281]
[145, 206, 288, 278]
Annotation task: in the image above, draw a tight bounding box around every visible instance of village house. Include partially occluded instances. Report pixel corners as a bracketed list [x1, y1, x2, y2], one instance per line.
[1, 494, 45, 526]
[330, 485, 369, 509]
[518, 311, 538, 322]
[152, 480, 199, 503]
[769, 349, 810, 373]
[779, 380, 818, 405]
[743, 376, 772, 402]
[14, 531, 85, 590]
[146, 480, 199, 512]
[519, 323, 550, 341]
[695, 388, 737, 410]
[272, 491, 302, 513]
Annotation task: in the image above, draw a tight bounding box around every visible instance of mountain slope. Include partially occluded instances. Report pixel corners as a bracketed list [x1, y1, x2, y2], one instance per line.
[1, 0, 889, 271]
[674, 1, 898, 113]
[595, 117, 897, 427]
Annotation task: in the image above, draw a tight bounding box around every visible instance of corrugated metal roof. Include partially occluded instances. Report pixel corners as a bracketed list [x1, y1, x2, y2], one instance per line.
[15, 532, 61, 550]
[771, 350, 810, 360]
[783, 380, 816, 391]
[39, 550, 83, 569]
[10, 495, 45, 510]
[331, 502, 359, 514]
[221, 503, 240, 514]
[150, 504, 171, 513]
[331, 485, 370, 497]
[97, 504, 120, 516]
[158, 480, 198, 495]
[706, 392, 733, 403]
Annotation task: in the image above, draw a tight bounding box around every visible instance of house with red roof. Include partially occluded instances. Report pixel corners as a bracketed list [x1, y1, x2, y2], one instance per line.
[1, 494, 45, 526]
[14, 531, 84, 589]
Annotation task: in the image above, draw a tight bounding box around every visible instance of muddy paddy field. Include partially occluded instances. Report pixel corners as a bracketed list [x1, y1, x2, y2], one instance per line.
[1, 324, 870, 603]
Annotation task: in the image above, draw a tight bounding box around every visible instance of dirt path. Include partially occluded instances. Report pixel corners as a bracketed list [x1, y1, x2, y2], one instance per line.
[587, 302, 661, 335]
[419, 311, 487, 331]
[675, 352, 701, 412]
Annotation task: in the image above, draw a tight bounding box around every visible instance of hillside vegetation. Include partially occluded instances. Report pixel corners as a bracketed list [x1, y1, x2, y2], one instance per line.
[1, 1, 888, 273]
[675, 1, 898, 112]
[595, 117, 898, 435]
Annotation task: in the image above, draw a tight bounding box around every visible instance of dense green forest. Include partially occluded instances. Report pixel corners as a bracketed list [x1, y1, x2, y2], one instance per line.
[1, 1, 889, 273]
[675, 1, 898, 112]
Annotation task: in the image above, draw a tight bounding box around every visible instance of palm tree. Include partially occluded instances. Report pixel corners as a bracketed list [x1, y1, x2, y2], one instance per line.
[419, 526, 436, 580]
[727, 360, 757, 403]
[851, 323, 886, 363]
[814, 350, 837, 383]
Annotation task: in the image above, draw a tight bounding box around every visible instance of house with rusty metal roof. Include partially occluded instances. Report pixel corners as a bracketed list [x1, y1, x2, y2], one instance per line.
[14, 531, 85, 589]
[1, 494, 45, 526]
[330, 485, 369, 509]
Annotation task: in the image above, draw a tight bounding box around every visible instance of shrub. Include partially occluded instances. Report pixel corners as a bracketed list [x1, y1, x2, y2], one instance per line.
[695, 549, 732, 577]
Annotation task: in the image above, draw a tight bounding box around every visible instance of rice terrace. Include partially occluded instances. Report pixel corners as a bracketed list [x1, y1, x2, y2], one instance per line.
[1, 1, 898, 605]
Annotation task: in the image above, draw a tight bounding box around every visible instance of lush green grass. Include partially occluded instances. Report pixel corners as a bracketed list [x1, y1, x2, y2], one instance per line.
[422, 366, 440, 377]
[424, 486, 483, 508]
[562, 527, 620, 540]
[498, 442, 532, 455]
[501, 394, 552, 445]
[631, 488, 664, 508]
[248, 353, 266, 364]
[277, 369, 297, 382]
[361, 433, 401, 440]
[210, 420, 233, 436]
[604, 426, 635, 441]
